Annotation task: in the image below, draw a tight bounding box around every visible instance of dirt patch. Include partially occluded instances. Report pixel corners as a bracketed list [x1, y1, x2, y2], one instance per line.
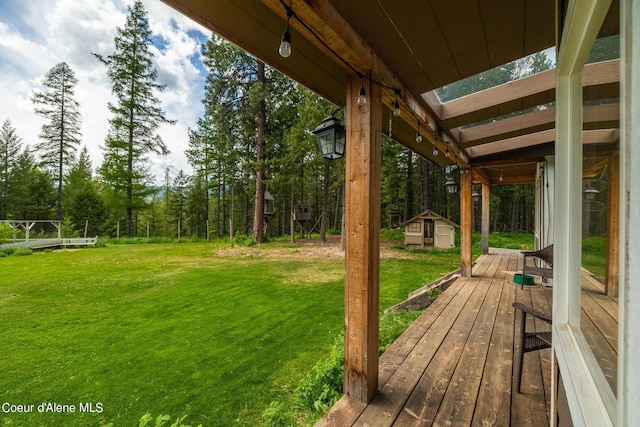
[214, 234, 414, 261]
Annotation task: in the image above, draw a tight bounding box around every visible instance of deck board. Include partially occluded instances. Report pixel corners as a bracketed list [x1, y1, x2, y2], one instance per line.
[473, 279, 515, 426]
[392, 281, 487, 425]
[432, 279, 502, 426]
[353, 279, 479, 426]
[316, 249, 617, 427]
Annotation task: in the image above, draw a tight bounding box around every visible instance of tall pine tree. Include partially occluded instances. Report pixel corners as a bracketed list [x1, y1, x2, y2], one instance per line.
[0, 119, 23, 219]
[95, 0, 175, 237]
[31, 62, 82, 221]
[8, 149, 56, 220]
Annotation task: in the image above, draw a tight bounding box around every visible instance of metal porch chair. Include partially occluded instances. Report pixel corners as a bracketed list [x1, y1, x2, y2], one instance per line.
[512, 301, 552, 393]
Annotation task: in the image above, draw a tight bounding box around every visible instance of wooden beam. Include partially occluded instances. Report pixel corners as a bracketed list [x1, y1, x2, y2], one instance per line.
[472, 167, 490, 185]
[489, 175, 535, 185]
[481, 182, 490, 255]
[460, 170, 473, 277]
[582, 128, 619, 144]
[460, 107, 555, 144]
[467, 129, 555, 158]
[582, 156, 609, 178]
[343, 73, 381, 403]
[467, 128, 619, 158]
[441, 68, 555, 120]
[472, 159, 541, 168]
[436, 59, 619, 122]
[459, 103, 619, 145]
[605, 151, 619, 297]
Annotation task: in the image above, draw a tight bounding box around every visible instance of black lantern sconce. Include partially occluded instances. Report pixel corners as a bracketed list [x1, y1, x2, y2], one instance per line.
[312, 108, 346, 160]
[444, 178, 458, 195]
[472, 190, 481, 200]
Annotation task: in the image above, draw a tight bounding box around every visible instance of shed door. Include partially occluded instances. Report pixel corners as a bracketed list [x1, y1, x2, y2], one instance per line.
[435, 225, 454, 248]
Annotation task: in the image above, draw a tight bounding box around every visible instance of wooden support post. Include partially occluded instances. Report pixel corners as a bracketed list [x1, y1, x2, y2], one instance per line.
[605, 151, 619, 297]
[344, 72, 381, 403]
[481, 182, 490, 255]
[460, 170, 473, 277]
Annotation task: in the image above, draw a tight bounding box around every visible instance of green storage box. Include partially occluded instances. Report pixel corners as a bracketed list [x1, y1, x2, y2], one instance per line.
[513, 273, 535, 286]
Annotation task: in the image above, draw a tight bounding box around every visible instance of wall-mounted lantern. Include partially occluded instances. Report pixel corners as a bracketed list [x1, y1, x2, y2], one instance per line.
[444, 178, 458, 194]
[312, 109, 346, 160]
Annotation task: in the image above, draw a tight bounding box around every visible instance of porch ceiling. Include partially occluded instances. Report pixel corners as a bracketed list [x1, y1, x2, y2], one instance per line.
[161, 0, 620, 184]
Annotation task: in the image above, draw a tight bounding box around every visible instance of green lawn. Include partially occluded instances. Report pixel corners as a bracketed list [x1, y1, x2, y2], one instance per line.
[0, 241, 459, 426]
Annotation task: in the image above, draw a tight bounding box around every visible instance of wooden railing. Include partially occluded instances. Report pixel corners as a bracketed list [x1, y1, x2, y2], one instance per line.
[0, 237, 98, 250]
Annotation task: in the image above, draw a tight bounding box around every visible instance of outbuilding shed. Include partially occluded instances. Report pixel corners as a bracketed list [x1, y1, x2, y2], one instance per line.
[403, 210, 458, 249]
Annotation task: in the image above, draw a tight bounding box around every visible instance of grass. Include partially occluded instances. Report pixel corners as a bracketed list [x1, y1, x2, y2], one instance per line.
[582, 235, 607, 278]
[0, 240, 460, 427]
[0, 243, 343, 426]
[487, 231, 534, 250]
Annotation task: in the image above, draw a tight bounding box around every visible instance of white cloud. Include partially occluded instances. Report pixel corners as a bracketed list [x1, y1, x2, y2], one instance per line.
[0, 0, 211, 182]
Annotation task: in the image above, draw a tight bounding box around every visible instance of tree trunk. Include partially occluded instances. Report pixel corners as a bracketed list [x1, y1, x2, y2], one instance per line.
[511, 190, 519, 232]
[404, 150, 414, 221]
[252, 61, 266, 243]
[126, 109, 134, 238]
[333, 183, 342, 230]
[421, 157, 430, 211]
[217, 164, 222, 237]
[230, 169, 235, 239]
[290, 184, 295, 244]
[320, 160, 329, 243]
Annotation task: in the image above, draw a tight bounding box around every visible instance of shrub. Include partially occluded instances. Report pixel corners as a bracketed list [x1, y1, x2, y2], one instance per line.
[13, 248, 33, 257]
[263, 310, 422, 425]
[0, 223, 14, 240]
[262, 401, 296, 427]
[380, 227, 404, 241]
[136, 413, 202, 427]
[146, 236, 174, 244]
[232, 233, 256, 247]
[293, 335, 344, 412]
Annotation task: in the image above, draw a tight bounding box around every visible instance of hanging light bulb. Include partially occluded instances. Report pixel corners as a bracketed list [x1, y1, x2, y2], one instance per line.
[445, 148, 450, 158]
[499, 170, 504, 182]
[432, 146, 439, 156]
[357, 78, 366, 106]
[278, 15, 292, 58]
[415, 121, 422, 142]
[393, 91, 401, 116]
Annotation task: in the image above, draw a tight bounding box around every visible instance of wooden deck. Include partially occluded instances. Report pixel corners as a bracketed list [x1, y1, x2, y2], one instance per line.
[317, 248, 617, 427]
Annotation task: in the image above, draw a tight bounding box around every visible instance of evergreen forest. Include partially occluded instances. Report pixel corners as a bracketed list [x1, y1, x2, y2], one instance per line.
[0, 0, 576, 244]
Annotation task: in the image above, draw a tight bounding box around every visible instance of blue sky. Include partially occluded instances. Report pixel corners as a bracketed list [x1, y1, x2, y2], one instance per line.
[0, 0, 212, 181]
